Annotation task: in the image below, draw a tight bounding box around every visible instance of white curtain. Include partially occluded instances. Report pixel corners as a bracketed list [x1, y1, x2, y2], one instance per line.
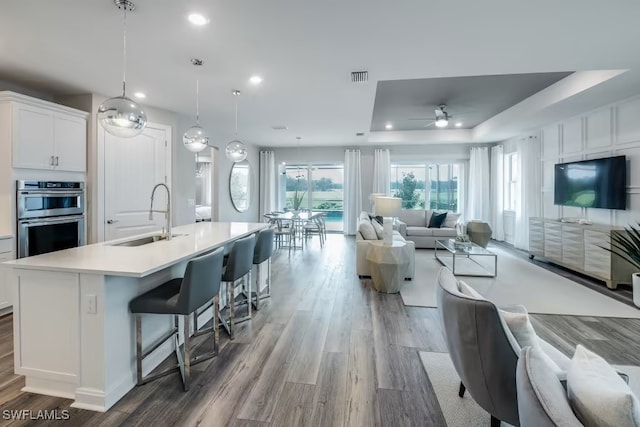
[467, 147, 491, 222]
[490, 145, 505, 241]
[344, 149, 362, 235]
[514, 136, 541, 250]
[259, 150, 276, 220]
[372, 148, 390, 194]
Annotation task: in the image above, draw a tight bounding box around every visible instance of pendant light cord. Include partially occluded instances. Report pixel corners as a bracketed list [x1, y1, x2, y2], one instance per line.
[121, 7, 128, 97]
[195, 79, 200, 124]
[235, 98, 238, 136]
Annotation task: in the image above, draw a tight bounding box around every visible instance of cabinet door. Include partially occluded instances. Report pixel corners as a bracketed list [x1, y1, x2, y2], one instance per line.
[12, 104, 54, 169]
[54, 113, 86, 172]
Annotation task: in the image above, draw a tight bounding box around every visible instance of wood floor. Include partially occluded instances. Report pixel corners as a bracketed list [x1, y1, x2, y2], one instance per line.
[1, 234, 640, 426]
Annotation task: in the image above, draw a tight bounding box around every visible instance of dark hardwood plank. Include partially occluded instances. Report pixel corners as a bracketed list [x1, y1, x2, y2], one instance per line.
[311, 352, 348, 427]
[378, 388, 446, 427]
[268, 382, 316, 426]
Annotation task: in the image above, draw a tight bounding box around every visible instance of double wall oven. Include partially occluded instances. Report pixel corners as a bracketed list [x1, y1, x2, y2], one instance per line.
[17, 180, 85, 258]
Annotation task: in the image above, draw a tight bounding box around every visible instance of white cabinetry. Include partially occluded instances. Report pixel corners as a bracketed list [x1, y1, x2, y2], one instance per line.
[0, 237, 14, 313]
[529, 217, 635, 289]
[1, 91, 87, 172]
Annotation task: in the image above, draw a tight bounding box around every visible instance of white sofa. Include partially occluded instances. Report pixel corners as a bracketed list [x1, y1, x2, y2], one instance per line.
[355, 212, 415, 279]
[397, 209, 459, 249]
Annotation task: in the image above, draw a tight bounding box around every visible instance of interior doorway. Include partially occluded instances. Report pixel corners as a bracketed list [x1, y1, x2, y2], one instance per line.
[195, 147, 217, 222]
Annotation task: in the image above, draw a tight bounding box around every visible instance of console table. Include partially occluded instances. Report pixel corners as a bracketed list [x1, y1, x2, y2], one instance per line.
[529, 217, 635, 289]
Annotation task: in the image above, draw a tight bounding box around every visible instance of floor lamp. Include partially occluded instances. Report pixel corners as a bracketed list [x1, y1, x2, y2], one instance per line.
[374, 197, 402, 245]
[369, 193, 387, 213]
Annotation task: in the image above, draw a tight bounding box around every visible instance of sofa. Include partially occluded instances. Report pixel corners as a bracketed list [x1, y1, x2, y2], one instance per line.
[396, 209, 459, 249]
[355, 212, 415, 279]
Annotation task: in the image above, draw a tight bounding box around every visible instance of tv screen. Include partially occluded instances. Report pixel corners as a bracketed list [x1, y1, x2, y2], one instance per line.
[554, 156, 627, 210]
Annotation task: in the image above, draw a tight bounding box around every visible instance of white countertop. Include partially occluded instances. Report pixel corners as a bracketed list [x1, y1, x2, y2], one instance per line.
[3, 222, 268, 277]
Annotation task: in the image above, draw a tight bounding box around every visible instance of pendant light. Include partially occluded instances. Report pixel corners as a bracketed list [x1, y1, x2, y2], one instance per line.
[183, 58, 209, 153]
[98, 0, 147, 138]
[225, 90, 248, 162]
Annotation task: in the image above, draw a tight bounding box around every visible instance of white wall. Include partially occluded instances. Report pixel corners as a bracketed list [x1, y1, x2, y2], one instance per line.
[502, 93, 640, 239]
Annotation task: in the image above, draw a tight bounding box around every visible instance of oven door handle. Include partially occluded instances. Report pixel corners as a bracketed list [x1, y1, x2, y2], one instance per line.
[18, 190, 84, 196]
[19, 215, 85, 225]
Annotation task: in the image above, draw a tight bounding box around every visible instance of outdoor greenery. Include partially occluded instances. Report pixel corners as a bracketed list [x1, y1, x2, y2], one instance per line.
[393, 172, 422, 209]
[606, 223, 640, 271]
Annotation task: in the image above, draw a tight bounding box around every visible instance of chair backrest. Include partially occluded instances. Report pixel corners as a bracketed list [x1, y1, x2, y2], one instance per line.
[222, 234, 256, 282]
[177, 247, 225, 314]
[516, 346, 583, 427]
[253, 228, 274, 264]
[435, 267, 520, 426]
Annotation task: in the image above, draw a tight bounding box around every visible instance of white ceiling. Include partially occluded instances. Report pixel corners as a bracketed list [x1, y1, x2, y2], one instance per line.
[1, 0, 640, 147]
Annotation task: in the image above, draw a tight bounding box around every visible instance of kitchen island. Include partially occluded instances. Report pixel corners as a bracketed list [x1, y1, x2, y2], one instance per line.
[3, 221, 268, 412]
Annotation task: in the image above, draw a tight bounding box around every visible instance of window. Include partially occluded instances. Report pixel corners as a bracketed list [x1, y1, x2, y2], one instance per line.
[283, 163, 344, 231]
[505, 152, 519, 211]
[390, 163, 460, 211]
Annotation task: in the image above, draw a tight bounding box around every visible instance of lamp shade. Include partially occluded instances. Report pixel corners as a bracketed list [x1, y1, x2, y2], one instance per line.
[375, 196, 402, 217]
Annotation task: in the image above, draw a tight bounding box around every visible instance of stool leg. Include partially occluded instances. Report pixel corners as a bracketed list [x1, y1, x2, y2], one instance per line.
[229, 280, 235, 340]
[253, 265, 260, 311]
[213, 295, 220, 355]
[246, 271, 252, 319]
[135, 314, 143, 385]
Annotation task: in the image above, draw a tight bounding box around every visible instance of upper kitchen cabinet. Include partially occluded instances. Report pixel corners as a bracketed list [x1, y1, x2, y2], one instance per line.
[0, 91, 88, 172]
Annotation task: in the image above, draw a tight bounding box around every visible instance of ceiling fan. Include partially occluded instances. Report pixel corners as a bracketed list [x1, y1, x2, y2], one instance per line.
[408, 104, 455, 128]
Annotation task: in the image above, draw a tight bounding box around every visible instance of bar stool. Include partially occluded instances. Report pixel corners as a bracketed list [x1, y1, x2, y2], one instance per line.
[251, 228, 275, 310]
[219, 234, 256, 340]
[129, 247, 224, 391]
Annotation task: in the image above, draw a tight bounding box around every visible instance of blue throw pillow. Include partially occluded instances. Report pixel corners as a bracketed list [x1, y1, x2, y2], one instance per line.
[428, 211, 447, 228]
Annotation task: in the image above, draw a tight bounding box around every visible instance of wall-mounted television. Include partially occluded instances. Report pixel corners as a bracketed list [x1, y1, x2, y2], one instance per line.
[554, 155, 627, 210]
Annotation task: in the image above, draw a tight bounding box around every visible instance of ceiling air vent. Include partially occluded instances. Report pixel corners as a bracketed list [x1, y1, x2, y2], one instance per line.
[356, 132, 365, 136]
[271, 125, 288, 131]
[351, 71, 368, 83]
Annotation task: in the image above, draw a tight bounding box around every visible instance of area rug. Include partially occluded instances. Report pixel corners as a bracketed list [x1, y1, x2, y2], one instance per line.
[419, 351, 640, 427]
[400, 245, 640, 318]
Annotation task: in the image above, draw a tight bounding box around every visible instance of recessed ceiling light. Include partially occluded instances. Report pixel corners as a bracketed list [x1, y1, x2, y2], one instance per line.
[133, 92, 146, 99]
[249, 75, 263, 85]
[385, 123, 393, 130]
[187, 13, 210, 26]
[455, 122, 462, 127]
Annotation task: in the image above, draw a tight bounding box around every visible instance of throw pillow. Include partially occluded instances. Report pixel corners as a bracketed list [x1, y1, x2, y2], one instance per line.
[428, 211, 447, 228]
[371, 219, 384, 239]
[443, 212, 461, 229]
[358, 220, 378, 240]
[368, 214, 384, 226]
[458, 280, 484, 300]
[567, 345, 640, 427]
[499, 307, 562, 373]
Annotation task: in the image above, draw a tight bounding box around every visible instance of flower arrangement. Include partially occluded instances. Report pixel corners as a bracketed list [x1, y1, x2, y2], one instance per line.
[292, 189, 306, 211]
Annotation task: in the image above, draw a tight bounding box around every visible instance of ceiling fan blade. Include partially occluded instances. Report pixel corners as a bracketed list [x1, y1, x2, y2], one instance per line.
[423, 122, 437, 128]
[408, 117, 433, 121]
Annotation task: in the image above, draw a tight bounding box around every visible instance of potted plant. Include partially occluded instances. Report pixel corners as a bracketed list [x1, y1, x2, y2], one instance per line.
[606, 223, 640, 307]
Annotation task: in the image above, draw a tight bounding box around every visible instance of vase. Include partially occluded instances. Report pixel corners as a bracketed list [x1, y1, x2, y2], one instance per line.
[633, 273, 640, 308]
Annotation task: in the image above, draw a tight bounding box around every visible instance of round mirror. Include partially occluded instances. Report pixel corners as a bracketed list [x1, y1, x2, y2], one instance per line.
[230, 160, 251, 212]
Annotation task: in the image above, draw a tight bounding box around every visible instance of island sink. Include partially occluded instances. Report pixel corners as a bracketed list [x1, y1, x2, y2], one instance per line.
[109, 233, 186, 247]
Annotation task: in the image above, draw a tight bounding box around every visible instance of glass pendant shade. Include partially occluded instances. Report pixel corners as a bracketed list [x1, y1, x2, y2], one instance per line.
[183, 124, 208, 152]
[225, 139, 247, 162]
[98, 95, 147, 138]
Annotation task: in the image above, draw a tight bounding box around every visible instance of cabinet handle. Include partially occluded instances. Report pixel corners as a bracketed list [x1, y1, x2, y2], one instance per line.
[55, 156, 59, 166]
[50, 155, 54, 166]
[107, 219, 119, 224]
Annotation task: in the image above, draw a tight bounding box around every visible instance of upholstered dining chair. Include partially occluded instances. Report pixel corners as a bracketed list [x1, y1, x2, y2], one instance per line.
[435, 267, 570, 427]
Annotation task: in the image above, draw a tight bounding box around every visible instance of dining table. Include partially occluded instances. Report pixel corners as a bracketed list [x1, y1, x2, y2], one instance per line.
[267, 211, 323, 250]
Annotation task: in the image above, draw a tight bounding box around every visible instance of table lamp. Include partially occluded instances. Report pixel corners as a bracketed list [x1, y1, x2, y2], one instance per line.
[369, 193, 387, 213]
[374, 196, 402, 245]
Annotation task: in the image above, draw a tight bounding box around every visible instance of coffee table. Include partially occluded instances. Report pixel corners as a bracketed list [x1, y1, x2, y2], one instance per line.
[434, 239, 497, 277]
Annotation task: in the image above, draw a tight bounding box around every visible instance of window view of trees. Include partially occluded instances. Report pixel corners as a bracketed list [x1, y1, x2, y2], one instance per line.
[284, 165, 344, 212]
[390, 163, 460, 211]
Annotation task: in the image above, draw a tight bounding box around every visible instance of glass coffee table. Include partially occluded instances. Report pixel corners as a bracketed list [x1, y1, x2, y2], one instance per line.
[434, 239, 497, 277]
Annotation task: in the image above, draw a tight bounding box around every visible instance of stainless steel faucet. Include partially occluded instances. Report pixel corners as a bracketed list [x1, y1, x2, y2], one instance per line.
[149, 183, 172, 240]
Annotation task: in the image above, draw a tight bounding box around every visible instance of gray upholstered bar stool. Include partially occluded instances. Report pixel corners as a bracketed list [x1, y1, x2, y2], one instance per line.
[129, 247, 224, 391]
[251, 228, 275, 310]
[219, 234, 256, 340]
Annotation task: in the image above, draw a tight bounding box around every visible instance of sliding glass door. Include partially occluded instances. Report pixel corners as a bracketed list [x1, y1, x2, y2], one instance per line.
[283, 164, 344, 231]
